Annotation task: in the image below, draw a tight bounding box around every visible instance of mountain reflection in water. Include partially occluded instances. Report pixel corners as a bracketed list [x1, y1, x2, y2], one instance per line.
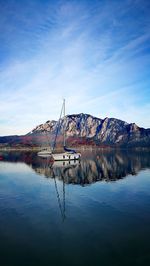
[1, 150, 150, 185]
[0, 149, 150, 266]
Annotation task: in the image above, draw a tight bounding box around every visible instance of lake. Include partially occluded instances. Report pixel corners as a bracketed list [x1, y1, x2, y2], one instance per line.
[0, 149, 150, 266]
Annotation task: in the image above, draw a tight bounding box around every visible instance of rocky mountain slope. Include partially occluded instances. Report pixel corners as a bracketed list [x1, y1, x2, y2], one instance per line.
[0, 113, 150, 148]
[27, 113, 150, 147]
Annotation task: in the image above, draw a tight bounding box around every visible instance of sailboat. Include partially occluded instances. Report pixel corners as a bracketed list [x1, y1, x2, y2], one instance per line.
[38, 99, 81, 161]
[52, 99, 81, 161]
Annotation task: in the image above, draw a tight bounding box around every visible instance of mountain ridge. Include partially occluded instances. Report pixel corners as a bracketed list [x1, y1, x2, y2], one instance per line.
[27, 113, 150, 147]
[0, 113, 150, 148]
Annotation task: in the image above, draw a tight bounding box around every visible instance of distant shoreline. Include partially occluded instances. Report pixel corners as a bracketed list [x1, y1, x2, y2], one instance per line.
[0, 146, 149, 152]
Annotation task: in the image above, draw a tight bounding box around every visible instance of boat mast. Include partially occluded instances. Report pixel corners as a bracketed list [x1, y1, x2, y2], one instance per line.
[63, 99, 66, 147]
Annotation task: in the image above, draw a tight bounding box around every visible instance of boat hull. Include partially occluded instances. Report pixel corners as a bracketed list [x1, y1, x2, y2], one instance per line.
[52, 152, 81, 161]
[37, 151, 52, 157]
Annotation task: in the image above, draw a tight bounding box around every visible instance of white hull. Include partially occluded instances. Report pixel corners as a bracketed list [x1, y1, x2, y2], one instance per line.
[52, 152, 81, 161]
[38, 150, 52, 157]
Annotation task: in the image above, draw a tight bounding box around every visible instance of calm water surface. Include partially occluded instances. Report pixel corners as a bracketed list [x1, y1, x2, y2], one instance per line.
[0, 150, 150, 266]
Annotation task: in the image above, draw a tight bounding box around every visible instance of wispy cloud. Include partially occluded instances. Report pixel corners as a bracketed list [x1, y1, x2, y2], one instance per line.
[0, 0, 150, 135]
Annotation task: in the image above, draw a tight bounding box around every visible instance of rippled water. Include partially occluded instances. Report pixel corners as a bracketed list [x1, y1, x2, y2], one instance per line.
[0, 150, 150, 266]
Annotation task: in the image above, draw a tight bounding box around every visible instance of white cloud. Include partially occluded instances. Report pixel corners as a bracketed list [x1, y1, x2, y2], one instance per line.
[0, 0, 150, 135]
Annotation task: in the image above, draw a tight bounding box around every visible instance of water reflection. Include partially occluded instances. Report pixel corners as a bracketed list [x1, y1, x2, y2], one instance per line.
[0, 150, 150, 266]
[0, 150, 150, 185]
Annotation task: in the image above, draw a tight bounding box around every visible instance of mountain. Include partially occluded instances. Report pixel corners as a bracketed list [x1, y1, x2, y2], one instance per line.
[28, 113, 150, 147]
[0, 113, 150, 148]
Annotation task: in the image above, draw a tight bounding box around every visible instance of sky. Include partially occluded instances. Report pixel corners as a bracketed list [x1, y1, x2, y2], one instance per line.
[0, 0, 150, 136]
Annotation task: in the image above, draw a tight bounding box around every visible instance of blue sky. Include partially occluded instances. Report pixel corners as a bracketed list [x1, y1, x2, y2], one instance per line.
[0, 0, 150, 135]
